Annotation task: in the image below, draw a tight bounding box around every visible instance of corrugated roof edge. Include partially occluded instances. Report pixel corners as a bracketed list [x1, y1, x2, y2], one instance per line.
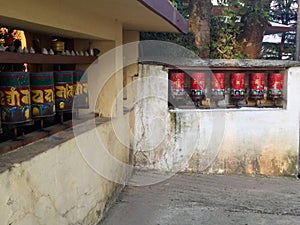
[138, 0, 189, 34]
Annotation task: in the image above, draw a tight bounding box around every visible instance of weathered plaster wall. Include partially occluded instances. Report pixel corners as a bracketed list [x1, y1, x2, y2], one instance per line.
[133, 64, 300, 176]
[74, 30, 124, 117]
[0, 117, 130, 225]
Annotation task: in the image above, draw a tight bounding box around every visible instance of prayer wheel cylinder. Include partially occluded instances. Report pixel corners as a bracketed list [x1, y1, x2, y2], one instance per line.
[54, 71, 74, 112]
[190, 72, 205, 101]
[268, 73, 283, 99]
[30, 72, 56, 118]
[0, 72, 31, 124]
[249, 73, 265, 100]
[170, 71, 185, 99]
[211, 73, 225, 100]
[73, 71, 89, 109]
[230, 73, 245, 100]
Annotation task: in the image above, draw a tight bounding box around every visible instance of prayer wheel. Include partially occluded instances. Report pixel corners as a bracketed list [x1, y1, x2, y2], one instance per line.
[0, 72, 31, 124]
[230, 73, 245, 100]
[30, 72, 56, 118]
[54, 71, 74, 112]
[249, 73, 265, 100]
[73, 71, 89, 109]
[211, 73, 225, 100]
[190, 72, 205, 101]
[170, 71, 185, 99]
[268, 73, 283, 99]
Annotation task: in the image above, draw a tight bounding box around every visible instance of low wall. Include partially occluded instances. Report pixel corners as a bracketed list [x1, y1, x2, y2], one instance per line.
[133, 62, 300, 176]
[0, 117, 130, 225]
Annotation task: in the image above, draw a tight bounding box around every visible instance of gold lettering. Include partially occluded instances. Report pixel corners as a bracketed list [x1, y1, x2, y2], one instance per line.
[5, 87, 20, 106]
[21, 89, 30, 105]
[31, 90, 43, 104]
[44, 89, 54, 102]
[66, 84, 74, 98]
[82, 83, 88, 94]
[74, 82, 83, 95]
[176, 80, 181, 88]
[0, 91, 4, 105]
[55, 86, 67, 98]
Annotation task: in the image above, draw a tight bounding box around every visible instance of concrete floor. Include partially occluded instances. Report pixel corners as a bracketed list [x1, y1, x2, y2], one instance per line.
[100, 172, 300, 225]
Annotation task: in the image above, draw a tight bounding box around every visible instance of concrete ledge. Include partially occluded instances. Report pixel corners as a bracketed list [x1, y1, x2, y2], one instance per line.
[139, 58, 300, 68]
[0, 115, 130, 225]
[0, 116, 110, 174]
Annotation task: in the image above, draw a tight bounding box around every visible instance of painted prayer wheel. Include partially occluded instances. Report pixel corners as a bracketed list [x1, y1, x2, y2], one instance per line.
[30, 72, 56, 118]
[268, 73, 283, 99]
[170, 71, 185, 99]
[249, 73, 265, 100]
[190, 72, 205, 101]
[0, 72, 31, 124]
[54, 71, 74, 112]
[230, 73, 245, 100]
[73, 71, 89, 109]
[211, 73, 225, 100]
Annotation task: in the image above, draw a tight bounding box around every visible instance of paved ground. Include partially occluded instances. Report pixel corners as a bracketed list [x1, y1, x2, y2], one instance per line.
[100, 172, 300, 225]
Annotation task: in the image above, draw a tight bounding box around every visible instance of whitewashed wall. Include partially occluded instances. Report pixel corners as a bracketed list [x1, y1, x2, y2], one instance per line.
[0, 117, 130, 225]
[133, 64, 300, 176]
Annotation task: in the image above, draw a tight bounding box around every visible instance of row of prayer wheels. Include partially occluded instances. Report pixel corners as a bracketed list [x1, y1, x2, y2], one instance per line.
[170, 71, 283, 102]
[0, 70, 88, 126]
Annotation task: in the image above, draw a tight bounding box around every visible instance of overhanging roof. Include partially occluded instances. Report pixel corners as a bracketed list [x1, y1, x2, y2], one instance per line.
[77, 0, 188, 34]
[0, 0, 188, 40]
[138, 0, 188, 34]
[265, 22, 294, 35]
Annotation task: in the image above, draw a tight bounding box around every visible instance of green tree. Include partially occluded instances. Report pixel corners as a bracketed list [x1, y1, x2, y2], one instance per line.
[189, 0, 212, 58]
[142, 0, 273, 59]
[267, 0, 297, 59]
[210, 4, 245, 58]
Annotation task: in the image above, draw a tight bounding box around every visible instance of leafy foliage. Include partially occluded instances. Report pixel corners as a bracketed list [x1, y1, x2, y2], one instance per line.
[142, 0, 296, 59]
[210, 4, 246, 58]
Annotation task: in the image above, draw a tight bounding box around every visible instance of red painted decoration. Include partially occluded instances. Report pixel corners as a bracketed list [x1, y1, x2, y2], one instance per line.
[250, 73, 264, 99]
[170, 72, 185, 97]
[230, 73, 245, 98]
[211, 73, 225, 90]
[190, 72, 205, 92]
[268, 73, 283, 99]
[190, 72, 206, 101]
[211, 73, 225, 100]
[250, 73, 264, 91]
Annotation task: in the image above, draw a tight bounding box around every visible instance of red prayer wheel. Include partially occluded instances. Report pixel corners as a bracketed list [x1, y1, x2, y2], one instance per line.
[211, 73, 225, 100]
[170, 71, 185, 99]
[268, 73, 283, 99]
[249, 73, 265, 100]
[190, 72, 205, 100]
[230, 73, 245, 99]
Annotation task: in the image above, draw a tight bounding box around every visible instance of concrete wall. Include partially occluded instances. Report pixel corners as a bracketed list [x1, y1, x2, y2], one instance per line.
[133, 64, 300, 176]
[0, 117, 130, 225]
